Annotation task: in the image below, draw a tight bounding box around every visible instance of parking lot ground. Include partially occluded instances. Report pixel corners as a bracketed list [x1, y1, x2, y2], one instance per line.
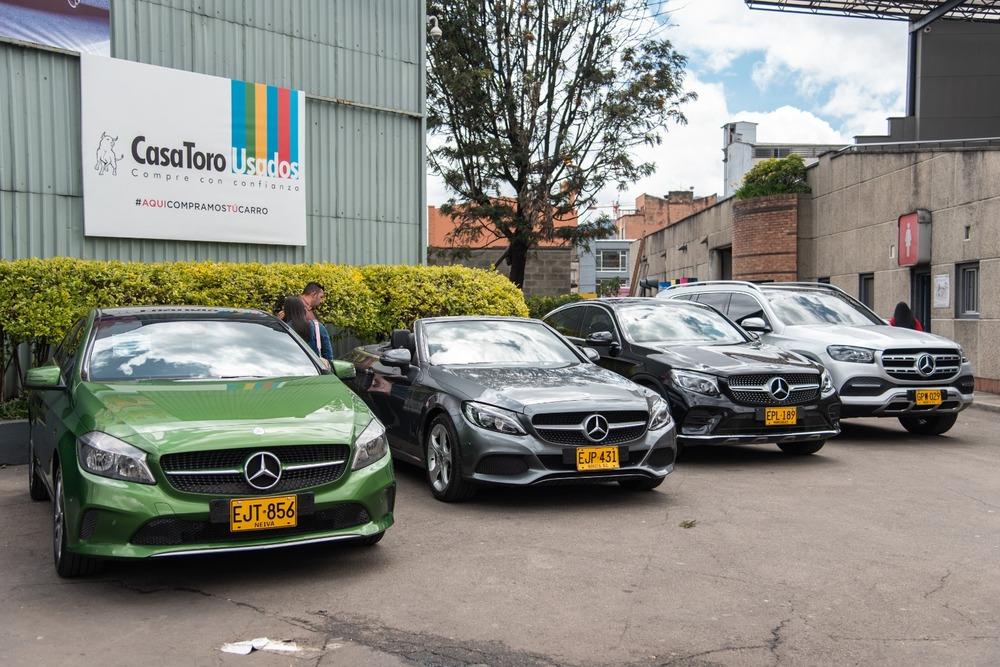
[1, 411, 998, 667]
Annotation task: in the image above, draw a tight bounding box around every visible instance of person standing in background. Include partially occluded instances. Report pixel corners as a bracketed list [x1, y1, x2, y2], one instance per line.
[889, 301, 924, 331]
[283, 295, 334, 362]
[302, 282, 325, 321]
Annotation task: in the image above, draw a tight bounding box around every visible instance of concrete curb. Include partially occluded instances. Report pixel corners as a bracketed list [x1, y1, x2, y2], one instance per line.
[0, 420, 28, 465]
[969, 400, 1000, 415]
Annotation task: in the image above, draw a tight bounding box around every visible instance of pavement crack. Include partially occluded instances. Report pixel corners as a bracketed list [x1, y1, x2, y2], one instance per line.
[659, 644, 769, 665]
[767, 618, 791, 664]
[923, 569, 952, 599]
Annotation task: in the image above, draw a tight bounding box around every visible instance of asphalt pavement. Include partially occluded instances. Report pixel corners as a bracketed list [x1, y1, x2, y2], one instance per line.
[1, 412, 998, 666]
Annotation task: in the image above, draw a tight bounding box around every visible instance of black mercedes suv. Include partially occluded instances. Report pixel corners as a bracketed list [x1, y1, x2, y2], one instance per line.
[544, 298, 841, 454]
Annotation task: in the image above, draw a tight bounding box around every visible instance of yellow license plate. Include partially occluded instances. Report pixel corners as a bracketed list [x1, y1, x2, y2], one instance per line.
[229, 495, 297, 532]
[765, 407, 798, 426]
[576, 446, 620, 471]
[915, 389, 943, 406]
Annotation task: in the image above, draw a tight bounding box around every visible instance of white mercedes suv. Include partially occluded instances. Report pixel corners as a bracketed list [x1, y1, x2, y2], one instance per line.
[660, 282, 975, 435]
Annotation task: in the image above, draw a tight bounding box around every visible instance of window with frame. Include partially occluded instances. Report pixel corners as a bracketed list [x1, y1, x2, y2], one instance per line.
[858, 273, 875, 310]
[596, 250, 628, 272]
[956, 262, 980, 318]
[545, 307, 584, 339]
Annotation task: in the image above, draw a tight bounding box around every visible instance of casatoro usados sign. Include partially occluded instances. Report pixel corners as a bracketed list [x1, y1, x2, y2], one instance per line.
[81, 55, 306, 245]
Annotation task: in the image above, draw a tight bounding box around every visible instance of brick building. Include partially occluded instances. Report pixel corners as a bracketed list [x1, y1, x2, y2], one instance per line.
[426, 204, 577, 296]
[613, 191, 717, 239]
[632, 141, 1000, 391]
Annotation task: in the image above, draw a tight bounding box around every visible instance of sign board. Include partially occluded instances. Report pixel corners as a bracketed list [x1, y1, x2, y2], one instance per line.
[898, 210, 931, 267]
[81, 55, 307, 246]
[933, 274, 950, 309]
[0, 0, 109, 55]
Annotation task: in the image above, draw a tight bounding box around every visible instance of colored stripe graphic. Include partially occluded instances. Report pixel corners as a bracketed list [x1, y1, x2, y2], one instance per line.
[254, 83, 267, 161]
[244, 81, 255, 160]
[290, 90, 299, 169]
[266, 85, 278, 162]
[278, 87, 290, 166]
[231, 80, 245, 156]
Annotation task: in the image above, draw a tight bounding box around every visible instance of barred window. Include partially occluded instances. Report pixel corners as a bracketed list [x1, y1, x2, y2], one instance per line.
[956, 263, 979, 318]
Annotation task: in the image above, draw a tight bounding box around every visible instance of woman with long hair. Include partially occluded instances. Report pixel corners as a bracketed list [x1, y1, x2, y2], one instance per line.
[283, 295, 334, 361]
[889, 301, 923, 331]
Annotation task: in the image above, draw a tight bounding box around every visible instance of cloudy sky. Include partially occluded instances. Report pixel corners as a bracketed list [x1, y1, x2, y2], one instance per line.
[426, 0, 908, 210]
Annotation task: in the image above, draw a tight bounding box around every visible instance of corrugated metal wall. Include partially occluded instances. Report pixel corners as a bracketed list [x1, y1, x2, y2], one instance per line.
[0, 0, 426, 264]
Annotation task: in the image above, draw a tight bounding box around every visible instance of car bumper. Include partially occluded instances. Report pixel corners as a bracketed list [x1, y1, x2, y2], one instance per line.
[673, 392, 841, 446]
[452, 417, 677, 487]
[62, 453, 395, 559]
[839, 386, 974, 418]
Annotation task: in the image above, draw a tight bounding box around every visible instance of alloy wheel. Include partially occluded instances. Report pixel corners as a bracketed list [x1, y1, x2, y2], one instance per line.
[427, 423, 452, 492]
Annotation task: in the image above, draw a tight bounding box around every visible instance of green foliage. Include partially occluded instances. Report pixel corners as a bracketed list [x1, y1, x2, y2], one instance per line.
[525, 293, 583, 320]
[0, 396, 28, 420]
[597, 277, 625, 298]
[734, 154, 811, 199]
[0, 259, 528, 346]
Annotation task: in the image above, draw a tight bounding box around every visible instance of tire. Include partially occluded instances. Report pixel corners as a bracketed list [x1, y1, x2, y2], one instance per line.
[354, 531, 385, 547]
[898, 413, 958, 436]
[777, 440, 826, 456]
[52, 465, 101, 578]
[618, 476, 665, 491]
[28, 434, 49, 501]
[424, 415, 476, 502]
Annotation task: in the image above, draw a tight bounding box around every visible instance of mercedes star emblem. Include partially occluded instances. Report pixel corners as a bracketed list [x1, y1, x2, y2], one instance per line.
[916, 353, 936, 377]
[583, 414, 610, 443]
[768, 377, 791, 402]
[244, 451, 282, 490]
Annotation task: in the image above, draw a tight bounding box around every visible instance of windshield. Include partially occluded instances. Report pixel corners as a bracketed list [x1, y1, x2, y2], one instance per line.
[423, 320, 580, 366]
[87, 317, 319, 381]
[617, 303, 746, 345]
[765, 291, 881, 326]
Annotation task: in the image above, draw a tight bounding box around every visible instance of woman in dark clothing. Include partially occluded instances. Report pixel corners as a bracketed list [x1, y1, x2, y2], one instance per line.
[283, 295, 334, 361]
[889, 301, 924, 331]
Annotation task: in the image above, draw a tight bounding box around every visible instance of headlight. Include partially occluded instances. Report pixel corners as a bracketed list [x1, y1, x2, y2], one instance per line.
[76, 432, 154, 484]
[820, 369, 835, 395]
[352, 419, 389, 470]
[826, 345, 875, 363]
[670, 369, 720, 397]
[648, 396, 672, 430]
[463, 402, 526, 435]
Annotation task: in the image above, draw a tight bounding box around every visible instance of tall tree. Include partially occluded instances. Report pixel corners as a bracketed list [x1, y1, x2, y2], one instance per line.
[426, 0, 694, 288]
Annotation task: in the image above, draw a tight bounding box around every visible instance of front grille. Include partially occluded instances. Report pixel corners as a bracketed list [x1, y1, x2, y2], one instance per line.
[725, 373, 820, 406]
[159, 444, 350, 496]
[130, 503, 370, 546]
[531, 410, 648, 446]
[476, 455, 529, 475]
[881, 349, 962, 382]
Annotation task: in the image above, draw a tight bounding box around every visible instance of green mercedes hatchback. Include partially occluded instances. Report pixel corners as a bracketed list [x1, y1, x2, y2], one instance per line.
[25, 307, 394, 577]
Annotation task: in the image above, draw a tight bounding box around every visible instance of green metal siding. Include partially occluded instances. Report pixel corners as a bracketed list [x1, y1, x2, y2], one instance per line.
[0, 0, 425, 264]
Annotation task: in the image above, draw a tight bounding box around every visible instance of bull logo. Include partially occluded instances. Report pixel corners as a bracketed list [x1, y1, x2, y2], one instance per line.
[94, 132, 123, 176]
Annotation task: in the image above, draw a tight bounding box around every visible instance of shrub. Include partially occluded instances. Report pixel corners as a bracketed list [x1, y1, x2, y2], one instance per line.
[525, 293, 584, 319]
[0, 259, 528, 347]
[734, 154, 811, 199]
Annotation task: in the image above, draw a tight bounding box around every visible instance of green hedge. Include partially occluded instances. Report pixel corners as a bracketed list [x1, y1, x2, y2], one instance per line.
[0, 258, 528, 345]
[525, 293, 583, 319]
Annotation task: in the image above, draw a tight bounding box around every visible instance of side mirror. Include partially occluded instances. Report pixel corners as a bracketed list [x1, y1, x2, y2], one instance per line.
[24, 365, 66, 391]
[581, 347, 600, 363]
[585, 331, 615, 346]
[379, 348, 412, 370]
[332, 360, 356, 380]
[741, 317, 771, 333]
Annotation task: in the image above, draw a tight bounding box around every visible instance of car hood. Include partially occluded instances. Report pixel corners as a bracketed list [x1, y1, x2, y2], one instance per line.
[780, 324, 959, 349]
[430, 363, 651, 415]
[646, 342, 817, 376]
[75, 375, 370, 454]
